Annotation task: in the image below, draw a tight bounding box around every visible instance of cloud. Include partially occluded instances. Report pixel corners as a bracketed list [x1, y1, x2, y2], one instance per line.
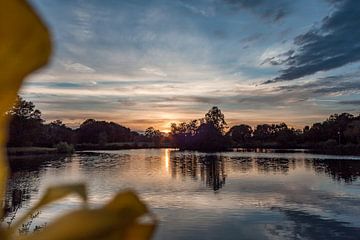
[337, 100, 360, 105]
[266, 0, 360, 83]
[179, 1, 215, 17]
[222, 0, 291, 22]
[62, 62, 96, 73]
[240, 33, 263, 44]
[140, 67, 167, 77]
[277, 71, 360, 96]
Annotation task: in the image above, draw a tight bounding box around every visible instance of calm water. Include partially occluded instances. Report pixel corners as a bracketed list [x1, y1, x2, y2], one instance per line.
[3, 149, 360, 239]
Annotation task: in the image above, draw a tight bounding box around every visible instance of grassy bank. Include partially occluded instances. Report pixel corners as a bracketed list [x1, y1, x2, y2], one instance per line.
[7, 147, 57, 156]
[75, 142, 173, 150]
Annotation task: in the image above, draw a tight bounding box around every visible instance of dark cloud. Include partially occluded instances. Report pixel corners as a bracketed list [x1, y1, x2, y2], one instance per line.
[222, 0, 291, 22]
[213, 29, 227, 39]
[240, 33, 263, 43]
[337, 100, 360, 105]
[266, 0, 360, 84]
[261, 49, 294, 66]
[277, 72, 360, 95]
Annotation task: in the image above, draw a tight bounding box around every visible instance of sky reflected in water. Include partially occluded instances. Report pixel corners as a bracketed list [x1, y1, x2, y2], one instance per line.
[3, 149, 360, 239]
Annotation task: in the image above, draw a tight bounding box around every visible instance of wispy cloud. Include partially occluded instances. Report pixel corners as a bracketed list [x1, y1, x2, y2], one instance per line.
[222, 0, 292, 22]
[62, 61, 96, 73]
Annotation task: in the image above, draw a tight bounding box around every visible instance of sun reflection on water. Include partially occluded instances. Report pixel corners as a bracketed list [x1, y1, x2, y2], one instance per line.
[164, 148, 170, 176]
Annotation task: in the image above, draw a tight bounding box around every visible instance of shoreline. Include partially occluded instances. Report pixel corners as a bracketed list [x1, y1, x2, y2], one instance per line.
[7, 145, 360, 157]
[6, 146, 360, 172]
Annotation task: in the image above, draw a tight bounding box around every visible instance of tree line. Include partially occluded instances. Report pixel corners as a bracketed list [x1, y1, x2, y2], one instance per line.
[171, 107, 360, 153]
[5, 96, 360, 153]
[6, 96, 148, 148]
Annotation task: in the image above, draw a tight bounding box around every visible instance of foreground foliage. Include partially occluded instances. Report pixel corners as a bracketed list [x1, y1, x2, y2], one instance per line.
[0, 0, 156, 239]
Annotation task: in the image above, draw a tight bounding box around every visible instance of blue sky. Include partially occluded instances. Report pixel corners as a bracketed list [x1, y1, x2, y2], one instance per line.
[23, 0, 360, 131]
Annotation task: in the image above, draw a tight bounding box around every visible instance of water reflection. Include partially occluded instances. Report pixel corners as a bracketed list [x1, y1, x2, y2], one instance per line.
[3, 170, 41, 226]
[8, 154, 68, 172]
[228, 155, 360, 183]
[171, 153, 226, 191]
[313, 159, 360, 183]
[78, 152, 130, 171]
[269, 207, 360, 240]
[2, 149, 360, 239]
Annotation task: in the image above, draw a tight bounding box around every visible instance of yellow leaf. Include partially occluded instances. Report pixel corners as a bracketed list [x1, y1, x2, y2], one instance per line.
[18, 191, 156, 240]
[122, 223, 157, 240]
[9, 184, 87, 235]
[33, 184, 88, 208]
[104, 190, 148, 218]
[19, 209, 126, 240]
[0, 0, 51, 212]
[0, 1, 156, 239]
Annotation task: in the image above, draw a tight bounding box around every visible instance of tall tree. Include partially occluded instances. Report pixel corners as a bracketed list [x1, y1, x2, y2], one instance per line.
[227, 124, 253, 145]
[41, 120, 74, 147]
[204, 106, 227, 133]
[6, 95, 42, 121]
[76, 119, 131, 144]
[6, 96, 43, 146]
[145, 127, 162, 146]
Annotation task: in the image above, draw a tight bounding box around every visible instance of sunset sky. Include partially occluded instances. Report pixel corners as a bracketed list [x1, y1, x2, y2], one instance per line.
[23, 0, 360, 132]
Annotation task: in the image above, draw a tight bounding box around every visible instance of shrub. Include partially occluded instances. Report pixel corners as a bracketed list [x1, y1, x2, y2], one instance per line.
[55, 142, 75, 154]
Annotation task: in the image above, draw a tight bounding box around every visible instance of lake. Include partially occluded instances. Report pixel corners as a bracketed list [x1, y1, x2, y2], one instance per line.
[3, 149, 360, 239]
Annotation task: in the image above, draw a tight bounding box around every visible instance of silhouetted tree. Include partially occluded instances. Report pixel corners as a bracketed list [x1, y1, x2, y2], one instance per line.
[171, 107, 229, 151]
[304, 113, 356, 144]
[145, 127, 162, 146]
[344, 120, 360, 143]
[192, 123, 228, 151]
[253, 124, 274, 142]
[274, 123, 299, 146]
[252, 123, 300, 147]
[5, 96, 360, 154]
[6, 96, 44, 147]
[227, 124, 252, 145]
[205, 106, 227, 133]
[76, 119, 131, 144]
[40, 120, 74, 147]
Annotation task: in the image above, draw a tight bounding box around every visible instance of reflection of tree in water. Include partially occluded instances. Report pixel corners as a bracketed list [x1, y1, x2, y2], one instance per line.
[228, 157, 297, 175]
[8, 154, 68, 172]
[78, 152, 131, 172]
[229, 156, 360, 183]
[2, 154, 67, 226]
[267, 208, 359, 240]
[171, 154, 226, 191]
[144, 155, 161, 170]
[312, 159, 360, 183]
[2, 170, 41, 226]
[255, 158, 295, 174]
[228, 157, 253, 172]
[170, 153, 360, 189]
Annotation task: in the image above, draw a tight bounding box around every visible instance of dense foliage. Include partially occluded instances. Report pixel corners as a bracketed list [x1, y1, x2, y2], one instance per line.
[6, 97, 360, 153]
[6, 96, 138, 148]
[170, 107, 229, 151]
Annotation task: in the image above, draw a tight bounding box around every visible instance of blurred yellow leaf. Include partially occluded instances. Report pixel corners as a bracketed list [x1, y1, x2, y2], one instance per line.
[104, 191, 148, 218]
[9, 184, 87, 235]
[123, 223, 157, 240]
[18, 191, 156, 240]
[33, 184, 88, 208]
[0, 1, 156, 239]
[0, 0, 51, 208]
